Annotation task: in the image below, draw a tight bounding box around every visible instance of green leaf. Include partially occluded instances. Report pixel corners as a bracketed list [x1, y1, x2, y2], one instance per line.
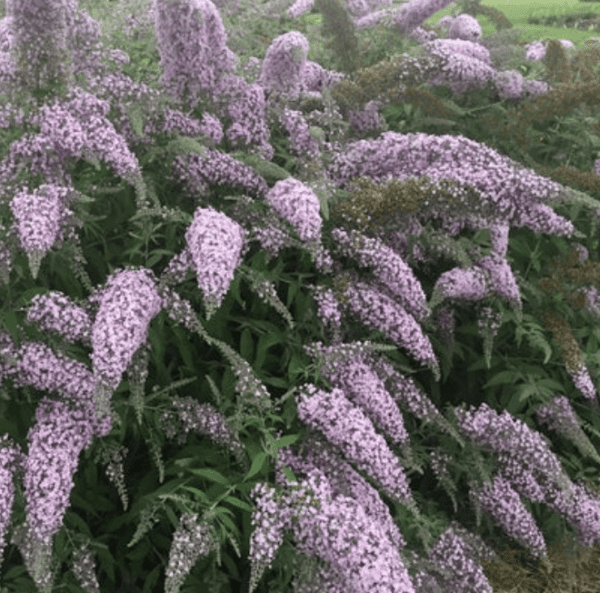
[142, 566, 161, 593]
[181, 485, 210, 504]
[281, 465, 298, 484]
[481, 370, 521, 390]
[274, 434, 300, 449]
[223, 495, 253, 513]
[244, 452, 267, 481]
[188, 467, 231, 485]
[240, 327, 254, 361]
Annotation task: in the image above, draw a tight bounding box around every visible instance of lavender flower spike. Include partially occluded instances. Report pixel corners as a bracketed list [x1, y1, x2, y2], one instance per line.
[90, 267, 162, 417]
[295, 383, 415, 504]
[184, 206, 249, 320]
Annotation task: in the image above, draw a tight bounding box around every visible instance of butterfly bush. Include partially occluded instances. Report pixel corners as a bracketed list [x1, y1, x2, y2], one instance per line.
[294, 382, 415, 504]
[468, 474, 548, 560]
[153, 0, 238, 110]
[273, 465, 417, 593]
[89, 267, 162, 418]
[9, 184, 74, 277]
[258, 31, 310, 100]
[535, 395, 600, 464]
[329, 226, 431, 322]
[274, 428, 407, 549]
[23, 291, 93, 346]
[164, 513, 219, 593]
[0, 435, 25, 569]
[184, 206, 249, 319]
[265, 177, 323, 243]
[2, 0, 600, 590]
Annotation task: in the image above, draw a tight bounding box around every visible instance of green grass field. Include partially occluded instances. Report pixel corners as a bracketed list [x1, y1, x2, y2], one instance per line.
[423, 0, 600, 46]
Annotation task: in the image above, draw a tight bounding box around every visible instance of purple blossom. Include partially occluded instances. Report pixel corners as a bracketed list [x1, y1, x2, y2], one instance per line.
[320, 356, 411, 447]
[432, 265, 490, 303]
[295, 383, 415, 504]
[447, 13, 482, 42]
[426, 523, 495, 593]
[184, 206, 249, 319]
[211, 74, 273, 159]
[468, 474, 548, 559]
[274, 429, 406, 549]
[9, 184, 74, 268]
[265, 177, 323, 243]
[281, 467, 417, 593]
[329, 227, 431, 322]
[24, 290, 92, 346]
[453, 402, 580, 510]
[474, 253, 523, 311]
[248, 482, 294, 593]
[153, 0, 237, 110]
[347, 100, 388, 136]
[23, 397, 99, 544]
[161, 395, 245, 464]
[71, 543, 101, 593]
[535, 395, 600, 462]
[90, 267, 162, 394]
[276, 107, 322, 161]
[333, 269, 440, 376]
[165, 513, 217, 593]
[8, 0, 75, 93]
[420, 38, 496, 99]
[170, 148, 269, 201]
[257, 31, 309, 100]
[0, 435, 26, 568]
[494, 70, 525, 100]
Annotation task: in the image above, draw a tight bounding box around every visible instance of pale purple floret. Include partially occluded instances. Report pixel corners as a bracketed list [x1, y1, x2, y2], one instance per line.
[24, 291, 93, 346]
[468, 474, 548, 559]
[274, 430, 406, 549]
[282, 467, 417, 593]
[184, 206, 249, 318]
[535, 395, 600, 462]
[257, 31, 309, 100]
[265, 177, 323, 243]
[248, 481, 294, 593]
[90, 267, 162, 392]
[23, 397, 99, 544]
[474, 253, 523, 311]
[565, 365, 599, 407]
[494, 70, 525, 100]
[0, 435, 26, 568]
[335, 270, 440, 376]
[9, 184, 74, 260]
[276, 107, 322, 161]
[432, 265, 490, 303]
[295, 383, 415, 504]
[165, 513, 217, 593]
[447, 13, 482, 42]
[153, 0, 237, 109]
[170, 148, 269, 200]
[426, 522, 495, 593]
[71, 543, 101, 593]
[161, 395, 245, 462]
[320, 357, 411, 447]
[329, 227, 431, 322]
[453, 402, 581, 509]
